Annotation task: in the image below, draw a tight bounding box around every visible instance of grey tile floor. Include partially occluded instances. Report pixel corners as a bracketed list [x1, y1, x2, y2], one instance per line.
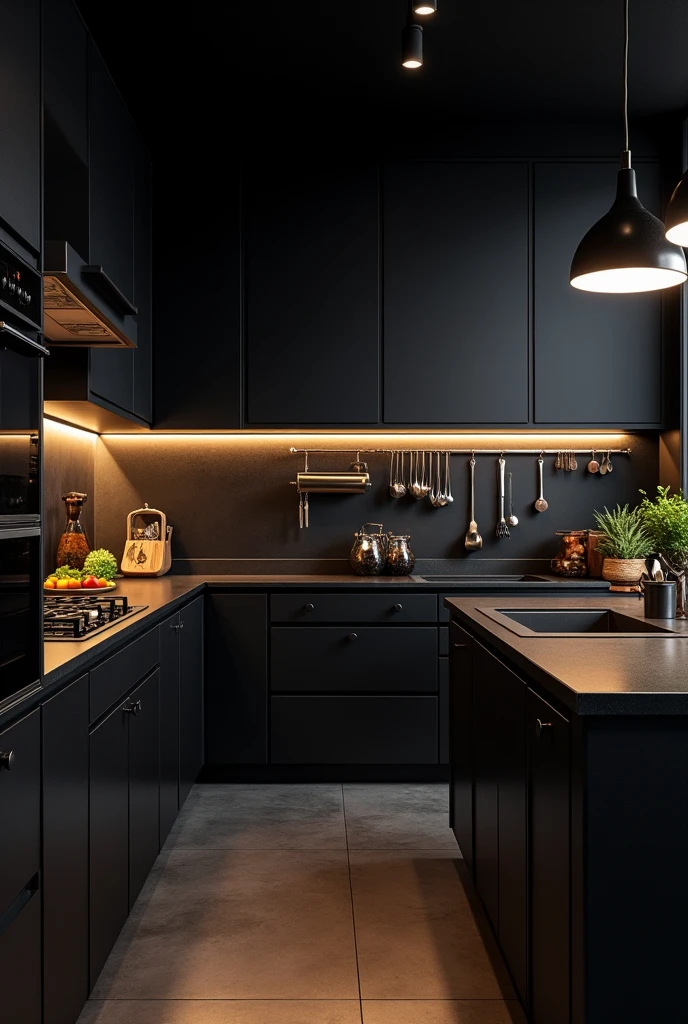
[79, 784, 523, 1024]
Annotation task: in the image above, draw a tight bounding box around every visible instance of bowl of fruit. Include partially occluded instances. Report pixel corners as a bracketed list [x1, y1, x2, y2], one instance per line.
[44, 549, 119, 594]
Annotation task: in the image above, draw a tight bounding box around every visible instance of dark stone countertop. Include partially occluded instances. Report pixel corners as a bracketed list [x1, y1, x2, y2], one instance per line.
[445, 595, 688, 716]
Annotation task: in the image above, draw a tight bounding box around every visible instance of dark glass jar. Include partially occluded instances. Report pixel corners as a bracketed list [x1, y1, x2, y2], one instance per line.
[386, 535, 415, 576]
[56, 491, 90, 569]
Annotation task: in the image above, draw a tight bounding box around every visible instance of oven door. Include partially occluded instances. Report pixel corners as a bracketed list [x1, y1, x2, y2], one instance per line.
[0, 331, 44, 524]
[0, 528, 41, 710]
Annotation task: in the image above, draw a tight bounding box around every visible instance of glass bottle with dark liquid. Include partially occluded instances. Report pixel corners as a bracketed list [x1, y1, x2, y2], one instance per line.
[56, 491, 90, 569]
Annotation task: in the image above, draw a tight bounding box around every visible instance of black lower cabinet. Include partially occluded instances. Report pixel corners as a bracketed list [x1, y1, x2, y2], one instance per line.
[449, 623, 473, 875]
[472, 646, 500, 929]
[89, 693, 130, 990]
[179, 596, 204, 805]
[527, 688, 570, 1024]
[129, 671, 161, 909]
[159, 613, 181, 844]
[271, 695, 438, 764]
[0, 709, 40, 916]
[42, 674, 89, 1024]
[0, 888, 41, 1024]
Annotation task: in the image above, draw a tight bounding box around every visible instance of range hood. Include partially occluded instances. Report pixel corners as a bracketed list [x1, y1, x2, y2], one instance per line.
[43, 241, 137, 349]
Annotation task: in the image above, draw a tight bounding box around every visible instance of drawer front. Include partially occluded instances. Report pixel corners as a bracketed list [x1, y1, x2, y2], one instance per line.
[439, 626, 448, 655]
[90, 626, 160, 723]
[0, 709, 40, 913]
[271, 695, 438, 763]
[0, 890, 41, 1024]
[271, 626, 438, 692]
[271, 593, 437, 624]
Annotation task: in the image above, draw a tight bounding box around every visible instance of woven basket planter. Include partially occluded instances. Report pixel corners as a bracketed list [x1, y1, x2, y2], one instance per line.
[602, 557, 646, 584]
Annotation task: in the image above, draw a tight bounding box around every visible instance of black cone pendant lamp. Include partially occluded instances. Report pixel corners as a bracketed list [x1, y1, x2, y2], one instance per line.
[665, 174, 688, 246]
[570, 0, 687, 293]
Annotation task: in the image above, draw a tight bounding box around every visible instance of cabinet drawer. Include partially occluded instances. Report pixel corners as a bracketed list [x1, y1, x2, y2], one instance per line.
[0, 889, 41, 1024]
[0, 709, 40, 913]
[271, 593, 437, 624]
[271, 626, 437, 692]
[90, 626, 160, 722]
[271, 696, 438, 763]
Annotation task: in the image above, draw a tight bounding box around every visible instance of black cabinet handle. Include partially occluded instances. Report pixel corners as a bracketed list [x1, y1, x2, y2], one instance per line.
[0, 750, 15, 771]
[179, 621, 185, 629]
[535, 718, 552, 738]
[348, 632, 358, 641]
[394, 603, 403, 612]
[170, 623, 181, 632]
[305, 603, 315, 612]
[123, 700, 143, 715]
[453, 643, 468, 648]
[82, 265, 138, 315]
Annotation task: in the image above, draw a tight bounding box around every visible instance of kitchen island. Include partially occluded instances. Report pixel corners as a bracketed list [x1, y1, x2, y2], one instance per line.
[445, 595, 688, 1024]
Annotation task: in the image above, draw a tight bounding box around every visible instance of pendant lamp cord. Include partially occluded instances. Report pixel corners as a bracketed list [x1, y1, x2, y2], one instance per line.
[623, 0, 630, 154]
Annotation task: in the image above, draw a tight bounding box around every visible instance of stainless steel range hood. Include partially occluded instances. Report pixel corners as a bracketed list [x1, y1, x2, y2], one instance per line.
[42, 241, 137, 349]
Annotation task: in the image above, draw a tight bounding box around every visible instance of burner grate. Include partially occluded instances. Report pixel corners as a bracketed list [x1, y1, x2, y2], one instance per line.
[44, 593, 147, 641]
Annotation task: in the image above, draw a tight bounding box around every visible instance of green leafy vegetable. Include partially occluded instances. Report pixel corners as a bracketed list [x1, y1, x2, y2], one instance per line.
[638, 486, 688, 563]
[82, 548, 118, 581]
[54, 565, 84, 580]
[593, 504, 652, 560]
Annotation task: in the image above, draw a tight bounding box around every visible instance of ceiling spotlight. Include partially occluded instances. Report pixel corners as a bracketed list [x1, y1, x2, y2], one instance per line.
[402, 22, 423, 67]
[413, 1, 437, 13]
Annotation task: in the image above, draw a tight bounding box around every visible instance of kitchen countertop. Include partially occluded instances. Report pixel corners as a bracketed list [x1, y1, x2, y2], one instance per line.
[445, 595, 688, 715]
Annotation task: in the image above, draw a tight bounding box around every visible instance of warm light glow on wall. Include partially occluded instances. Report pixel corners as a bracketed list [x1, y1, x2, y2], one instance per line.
[43, 417, 99, 443]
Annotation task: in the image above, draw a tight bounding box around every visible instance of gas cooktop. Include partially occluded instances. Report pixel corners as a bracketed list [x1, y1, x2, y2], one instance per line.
[44, 593, 147, 641]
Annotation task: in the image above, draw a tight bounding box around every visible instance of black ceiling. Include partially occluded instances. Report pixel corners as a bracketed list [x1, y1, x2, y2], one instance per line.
[76, 0, 688, 148]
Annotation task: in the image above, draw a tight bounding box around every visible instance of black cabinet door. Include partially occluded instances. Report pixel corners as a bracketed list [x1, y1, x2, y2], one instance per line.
[179, 596, 204, 805]
[528, 688, 570, 1024]
[0, 709, 40, 914]
[133, 143, 152, 422]
[206, 593, 268, 765]
[383, 162, 529, 424]
[245, 162, 380, 425]
[472, 644, 500, 929]
[89, 41, 134, 304]
[449, 622, 473, 876]
[129, 670, 160, 908]
[159, 614, 180, 845]
[0, 890, 41, 1024]
[0, 0, 40, 252]
[42, 674, 89, 1024]
[534, 162, 664, 425]
[89, 698, 129, 990]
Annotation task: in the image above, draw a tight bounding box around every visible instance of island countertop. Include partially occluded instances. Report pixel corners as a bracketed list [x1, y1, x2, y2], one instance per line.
[445, 595, 688, 715]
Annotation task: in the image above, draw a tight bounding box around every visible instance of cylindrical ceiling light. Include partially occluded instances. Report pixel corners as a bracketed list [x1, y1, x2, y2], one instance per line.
[665, 173, 688, 246]
[570, 0, 687, 293]
[401, 21, 423, 68]
[413, 0, 437, 14]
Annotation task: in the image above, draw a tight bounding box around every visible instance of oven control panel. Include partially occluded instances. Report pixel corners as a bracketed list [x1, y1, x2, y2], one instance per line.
[0, 241, 41, 330]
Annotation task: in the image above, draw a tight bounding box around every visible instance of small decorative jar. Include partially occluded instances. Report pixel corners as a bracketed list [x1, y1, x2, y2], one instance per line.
[386, 535, 415, 576]
[550, 530, 589, 578]
[349, 523, 388, 576]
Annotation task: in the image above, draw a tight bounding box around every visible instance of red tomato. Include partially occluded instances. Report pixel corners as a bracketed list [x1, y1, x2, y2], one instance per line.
[82, 576, 98, 588]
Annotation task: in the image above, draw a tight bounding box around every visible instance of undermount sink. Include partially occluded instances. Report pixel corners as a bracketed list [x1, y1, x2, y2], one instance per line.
[491, 608, 677, 636]
[413, 574, 550, 583]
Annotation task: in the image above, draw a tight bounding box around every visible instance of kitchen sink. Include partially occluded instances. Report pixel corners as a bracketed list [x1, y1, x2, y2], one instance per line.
[413, 574, 550, 583]
[490, 608, 677, 636]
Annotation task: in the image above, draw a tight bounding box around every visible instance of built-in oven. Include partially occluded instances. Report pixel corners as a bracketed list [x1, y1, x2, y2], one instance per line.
[0, 527, 41, 710]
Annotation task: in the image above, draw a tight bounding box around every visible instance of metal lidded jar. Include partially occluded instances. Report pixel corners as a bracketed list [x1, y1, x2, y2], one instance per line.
[350, 523, 387, 576]
[386, 535, 415, 576]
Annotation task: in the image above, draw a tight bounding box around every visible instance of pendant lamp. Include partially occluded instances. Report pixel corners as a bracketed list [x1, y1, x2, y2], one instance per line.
[413, 1, 437, 13]
[570, 0, 687, 293]
[665, 173, 688, 246]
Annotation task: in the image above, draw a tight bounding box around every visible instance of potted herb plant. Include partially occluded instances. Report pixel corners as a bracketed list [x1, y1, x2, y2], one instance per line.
[638, 486, 688, 615]
[592, 504, 652, 583]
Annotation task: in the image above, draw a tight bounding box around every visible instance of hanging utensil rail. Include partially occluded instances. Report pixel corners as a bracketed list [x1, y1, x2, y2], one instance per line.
[289, 446, 632, 456]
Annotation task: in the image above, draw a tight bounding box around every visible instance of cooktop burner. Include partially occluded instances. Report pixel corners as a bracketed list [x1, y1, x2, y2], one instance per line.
[44, 593, 147, 641]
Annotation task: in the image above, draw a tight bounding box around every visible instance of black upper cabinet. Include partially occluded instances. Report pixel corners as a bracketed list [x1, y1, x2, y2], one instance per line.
[534, 162, 665, 426]
[383, 162, 529, 424]
[245, 162, 380, 425]
[0, 0, 40, 255]
[133, 147, 152, 422]
[89, 42, 135, 306]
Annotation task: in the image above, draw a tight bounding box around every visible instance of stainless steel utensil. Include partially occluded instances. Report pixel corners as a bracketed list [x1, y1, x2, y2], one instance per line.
[555, 451, 563, 471]
[444, 451, 453, 504]
[464, 457, 483, 550]
[507, 470, 518, 526]
[587, 450, 599, 473]
[571, 451, 578, 471]
[390, 451, 406, 497]
[606, 450, 613, 473]
[429, 452, 443, 507]
[410, 451, 423, 498]
[420, 451, 431, 497]
[534, 456, 549, 512]
[599, 452, 609, 475]
[645, 556, 663, 582]
[496, 457, 510, 538]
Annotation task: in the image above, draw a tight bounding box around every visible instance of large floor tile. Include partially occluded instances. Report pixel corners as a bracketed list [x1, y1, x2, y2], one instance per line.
[78, 1000, 362, 1024]
[92, 849, 359, 1000]
[350, 851, 512, 1000]
[165, 784, 347, 850]
[362, 1000, 523, 1024]
[343, 784, 457, 849]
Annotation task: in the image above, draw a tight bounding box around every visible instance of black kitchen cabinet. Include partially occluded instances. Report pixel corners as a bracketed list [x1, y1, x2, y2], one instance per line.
[449, 622, 473, 875]
[89, 41, 134, 306]
[89, 692, 129, 990]
[133, 146, 152, 421]
[0, 708, 40, 915]
[179, 596, 204, 805]
[206, 593, 268, 766]
[438, 657, 449, 764]
[527, 687, 570, 1024]
[128, 670, 160, 908]
[383, 161, 529, 425]
[534, 161, 665, 426]
[0, 0, 40, 254]
[245, 161, 380, 425]
[0, 886, 41, 1024]
[42, 674, 89, 1024]
[472, 646, 500, 928]
[159, 613, 181, 845]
